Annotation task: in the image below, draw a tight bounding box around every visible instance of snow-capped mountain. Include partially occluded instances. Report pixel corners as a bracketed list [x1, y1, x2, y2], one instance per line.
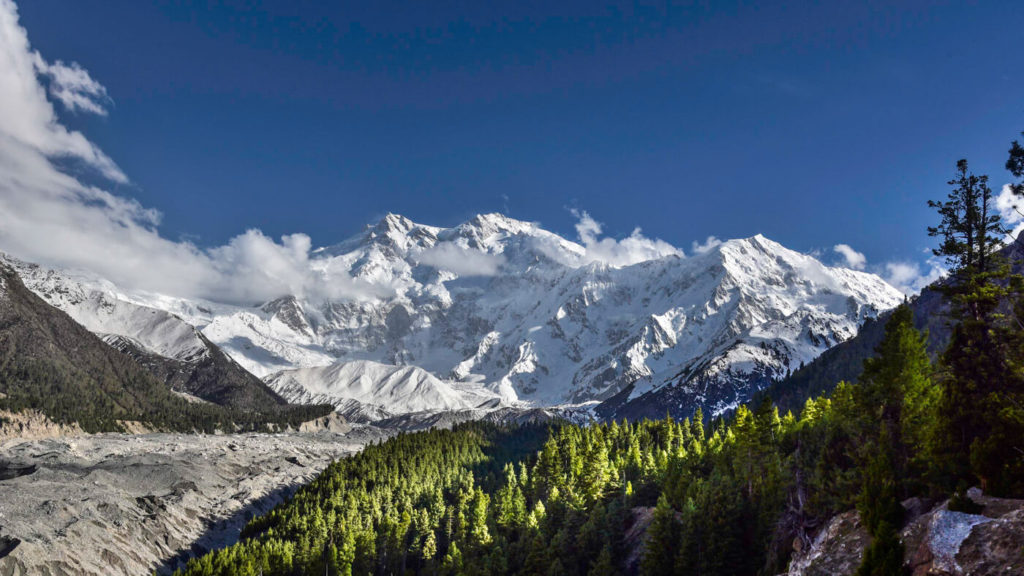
[3, 213, 904, 420]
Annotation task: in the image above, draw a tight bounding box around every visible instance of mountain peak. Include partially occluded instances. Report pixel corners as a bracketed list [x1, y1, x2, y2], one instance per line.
[372, 213, 417, 235]
[462, 213, 539, 234]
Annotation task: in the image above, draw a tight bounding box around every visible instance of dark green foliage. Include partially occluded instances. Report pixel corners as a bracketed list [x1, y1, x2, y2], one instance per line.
[927, 159, 1006, 285]
[857, 306, 935, 494]
[856, 521, 907, 576]
[947, 484, 984, 514]
[177, 374, 929, 576]
[640, 495, 679, 576]
[856, 446, 903, 538]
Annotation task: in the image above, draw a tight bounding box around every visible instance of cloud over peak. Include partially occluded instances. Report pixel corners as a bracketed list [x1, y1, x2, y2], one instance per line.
[571, 210, 682, 267]
[691, 236, 723, 255]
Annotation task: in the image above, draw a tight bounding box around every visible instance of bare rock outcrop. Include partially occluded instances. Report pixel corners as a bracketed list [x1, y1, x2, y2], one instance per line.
[784, 489, 1024, 576]
[0, 409, 84, 441]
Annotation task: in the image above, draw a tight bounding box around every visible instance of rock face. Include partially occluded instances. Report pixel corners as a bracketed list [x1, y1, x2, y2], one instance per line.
[0, 430, 384, 576]
[784, 490, 1024, 576]
[783, 509, 870, 576]
[0, 410, 83, 441]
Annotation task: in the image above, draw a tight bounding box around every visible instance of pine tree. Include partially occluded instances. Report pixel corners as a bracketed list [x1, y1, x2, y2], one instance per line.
[588, 544, 618, 576]
[440, 541, 463, 576]
[927, 158, 1024, 494]
[927, 158, 1007, 317]
[857, 305, 933, 490]
[640, 494, 679, 576]
[691, 407, 705, 445]
[856, 521, 908, 576]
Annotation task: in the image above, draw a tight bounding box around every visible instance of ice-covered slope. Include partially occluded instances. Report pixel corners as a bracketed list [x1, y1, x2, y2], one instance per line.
[265, 360, 498, 417]
[1, 214, 904, 420]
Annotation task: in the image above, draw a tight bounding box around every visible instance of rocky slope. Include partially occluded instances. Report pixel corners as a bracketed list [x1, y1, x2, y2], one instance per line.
[0, 262, 212, 431]
[0, 429, 383, 576]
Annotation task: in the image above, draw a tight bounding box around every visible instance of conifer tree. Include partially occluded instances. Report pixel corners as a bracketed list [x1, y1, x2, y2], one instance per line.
[857, 305, 933, 489]
[640, 494, 680, 576]
[927, 158, 1024, 493]
[588, 544, 617, 576]
[856, 521, 908, 576]
[691, 407, 705, 445]
[927, 159, 1007, 316]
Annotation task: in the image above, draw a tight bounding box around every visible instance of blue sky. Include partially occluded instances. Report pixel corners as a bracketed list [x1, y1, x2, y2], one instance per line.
[7, 0, 1024, 294]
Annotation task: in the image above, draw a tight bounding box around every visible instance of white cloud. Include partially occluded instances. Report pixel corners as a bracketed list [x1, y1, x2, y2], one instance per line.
[0, 0, 125, 183]
[691, 236, 722, 255]
[882, 260, 945, 295]
[996, 183, 1024, 242]
[418, 243, 506, 277]
[0, 0, 382, 305]
[32, 53, 110, 115]
[833, 244, 866, 270]
[571, 210, 682, 267]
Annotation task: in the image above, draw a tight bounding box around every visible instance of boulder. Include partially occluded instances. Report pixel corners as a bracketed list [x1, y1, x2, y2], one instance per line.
[784, 490, 1024, 576]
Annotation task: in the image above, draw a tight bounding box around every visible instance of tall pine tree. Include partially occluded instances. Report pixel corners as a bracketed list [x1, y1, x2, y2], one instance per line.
[927, 157, 1024, 495]
[857, 305, 934, 492]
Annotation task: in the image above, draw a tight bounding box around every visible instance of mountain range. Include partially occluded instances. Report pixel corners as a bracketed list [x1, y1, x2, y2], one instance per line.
[2, 213, 905, 422]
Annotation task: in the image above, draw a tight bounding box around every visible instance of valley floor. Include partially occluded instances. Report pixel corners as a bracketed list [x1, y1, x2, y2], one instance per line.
[0, 428, 387, 576]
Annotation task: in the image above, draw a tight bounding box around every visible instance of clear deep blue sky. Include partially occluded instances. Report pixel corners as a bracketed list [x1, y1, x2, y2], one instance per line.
[21, 1, 1024, 268]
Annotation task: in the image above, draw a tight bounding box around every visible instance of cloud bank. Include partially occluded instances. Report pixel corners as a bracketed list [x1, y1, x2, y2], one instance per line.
[571, 210, 682, 267]
[0, 0, 382, 305]
[33, 54, 111, 116]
